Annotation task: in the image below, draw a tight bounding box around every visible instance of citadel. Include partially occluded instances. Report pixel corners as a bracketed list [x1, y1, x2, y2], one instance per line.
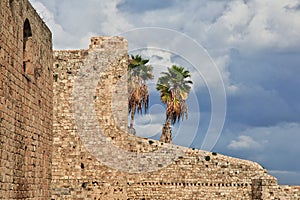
[0, 0, 300, 199]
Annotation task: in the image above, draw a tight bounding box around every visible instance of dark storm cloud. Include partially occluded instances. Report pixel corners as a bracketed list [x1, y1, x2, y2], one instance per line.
[285, 3, 300, 11]
[117, 0, 175, 13]
[227, 51, 300, 127]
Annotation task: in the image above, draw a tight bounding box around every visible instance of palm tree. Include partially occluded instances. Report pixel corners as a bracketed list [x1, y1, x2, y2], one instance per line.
[156, 65, 193, 143]
[128, 55, 153, 133]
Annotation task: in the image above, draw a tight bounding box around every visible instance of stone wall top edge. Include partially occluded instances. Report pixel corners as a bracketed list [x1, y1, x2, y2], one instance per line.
[90, 36, 127, 41]
[53, 36, 128, 52]
[89, 36, 128, 50]
[128, 134, 266, 171]
[24, 0, 52, 37]
[53, 49, 88, 59]
[54, 49, 88, 53]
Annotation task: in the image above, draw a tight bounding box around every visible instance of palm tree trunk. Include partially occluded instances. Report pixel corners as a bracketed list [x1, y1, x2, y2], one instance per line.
[160, 118, 172, 143]
[130, 104, 136, 129]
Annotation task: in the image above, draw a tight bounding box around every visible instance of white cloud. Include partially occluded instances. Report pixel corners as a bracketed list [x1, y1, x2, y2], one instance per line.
[30, 0, 300, 56]
[227, 123, 300, 152]
[30, 0, 134, 49]
[228, 135, 262, 150]
[130, 104, 165, 138]
[208, 0, 300, 53]
[29, 0, 82, 49]
[141, 49, 176, 85]
[99, 0, 135, 35]
[30, 0, 300, 92]
[222, 123, 300, 176]
[269, 170, 298, 175]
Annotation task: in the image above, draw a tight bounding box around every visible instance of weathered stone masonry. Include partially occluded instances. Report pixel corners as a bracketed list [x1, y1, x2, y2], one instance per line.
[52, 36, 130, 200]
[52, 37, 300, 199]
[1, 0, 300, 199]
[0, 0, 53, 199]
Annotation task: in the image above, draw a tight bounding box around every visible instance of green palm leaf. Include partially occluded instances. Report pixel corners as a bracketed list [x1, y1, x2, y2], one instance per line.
[128, 54, 153, 129]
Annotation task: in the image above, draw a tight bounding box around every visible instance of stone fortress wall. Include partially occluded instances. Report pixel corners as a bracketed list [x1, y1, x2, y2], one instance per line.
[1, 0, 300, 199]
[51, 37, 300, 200]
[0, 0, 53, 199]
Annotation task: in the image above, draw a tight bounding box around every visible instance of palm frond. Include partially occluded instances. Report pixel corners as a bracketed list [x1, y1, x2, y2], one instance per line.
[128, 54, 153, 125]
[156, 65, 193, 125]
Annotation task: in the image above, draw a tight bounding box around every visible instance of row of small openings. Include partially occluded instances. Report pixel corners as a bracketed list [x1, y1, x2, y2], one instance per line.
[127, 199, 146, 200]
[134, 182, 251, 187]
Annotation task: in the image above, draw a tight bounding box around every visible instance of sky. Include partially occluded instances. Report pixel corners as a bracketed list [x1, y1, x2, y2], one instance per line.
[29, 0, 300, 185]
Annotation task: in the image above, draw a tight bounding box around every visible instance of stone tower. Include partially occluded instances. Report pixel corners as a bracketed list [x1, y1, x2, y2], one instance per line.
[0, 0, 53, 199]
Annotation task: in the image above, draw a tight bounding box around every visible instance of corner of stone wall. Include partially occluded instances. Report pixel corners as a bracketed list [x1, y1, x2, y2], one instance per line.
[52, 36, 130, 199]
[251, 174, 300, 199]
[251, 176, 278, 199]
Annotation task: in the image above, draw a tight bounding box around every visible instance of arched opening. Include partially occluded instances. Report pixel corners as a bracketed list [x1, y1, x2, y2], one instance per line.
[23, 19, 32, 38]
[23, 18, 33, 78]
